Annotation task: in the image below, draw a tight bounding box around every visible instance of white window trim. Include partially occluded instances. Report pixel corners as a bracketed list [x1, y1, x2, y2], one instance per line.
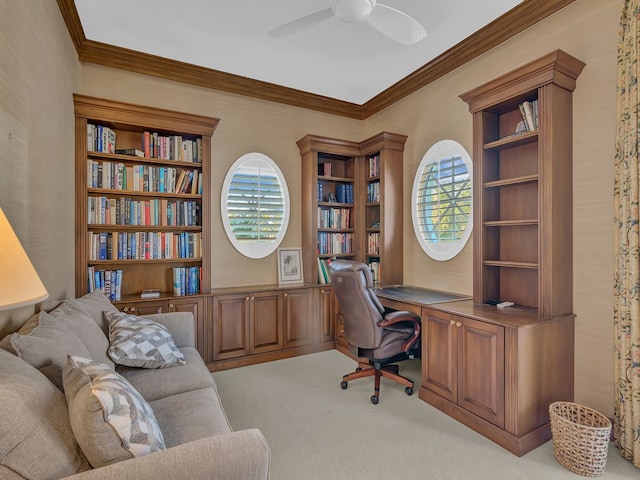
[221, 152, 290, 259]
[411, 139, 473, 261]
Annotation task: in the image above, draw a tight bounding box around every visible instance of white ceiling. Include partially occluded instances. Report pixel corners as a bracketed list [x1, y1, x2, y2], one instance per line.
[74, 0, 523, 105]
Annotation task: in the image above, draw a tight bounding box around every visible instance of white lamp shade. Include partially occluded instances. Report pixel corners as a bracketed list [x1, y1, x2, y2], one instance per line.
[0, 208, 49, 311]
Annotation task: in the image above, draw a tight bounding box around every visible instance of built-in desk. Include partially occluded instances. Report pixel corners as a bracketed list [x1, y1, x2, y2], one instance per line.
[374, 285, 470, 315]
[369, 286, 575, 456]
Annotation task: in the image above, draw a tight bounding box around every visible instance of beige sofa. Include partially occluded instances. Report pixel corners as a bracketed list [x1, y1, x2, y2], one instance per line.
[0, 291, 270, 480]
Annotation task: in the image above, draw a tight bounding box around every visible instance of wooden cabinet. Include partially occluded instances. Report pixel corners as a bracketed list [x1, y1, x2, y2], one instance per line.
[422, 307, 504, 427]
[209, 285, 332, 371]
[73, 94, 218, 304]
[420, 301, 574, 456]
[298, 132, 406, 287]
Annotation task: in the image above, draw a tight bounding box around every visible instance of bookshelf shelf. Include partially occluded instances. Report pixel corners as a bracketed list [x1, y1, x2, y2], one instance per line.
[483, 130, 538, 150]
[74, 94, 218, 301]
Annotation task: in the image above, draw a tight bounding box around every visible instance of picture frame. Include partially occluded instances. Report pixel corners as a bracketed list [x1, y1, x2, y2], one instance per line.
[277, 247, 304, 285]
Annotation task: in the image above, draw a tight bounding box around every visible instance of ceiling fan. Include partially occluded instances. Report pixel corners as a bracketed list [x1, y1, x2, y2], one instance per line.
[268, 0, 427, 46]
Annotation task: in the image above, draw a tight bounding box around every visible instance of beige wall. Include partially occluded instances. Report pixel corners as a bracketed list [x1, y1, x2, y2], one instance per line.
[0, 0, 80, 336]
[365, 0, 622, 416]
[78, 66, 365, 288]
[0, 0, 622, 417]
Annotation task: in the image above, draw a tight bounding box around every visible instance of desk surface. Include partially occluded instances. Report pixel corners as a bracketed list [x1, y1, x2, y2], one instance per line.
[374, 285, 470, 306]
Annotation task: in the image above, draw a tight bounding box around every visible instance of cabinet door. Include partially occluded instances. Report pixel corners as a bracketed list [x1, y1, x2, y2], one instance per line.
[422, 308, 458, 403]
[457, 316, 505, 427]
[250, 291, 283, 354]
[283, 288, 314, 348]
[318, 286, 335, 342]
[169, 297, 204, 356]
[212, 294, 250, 361]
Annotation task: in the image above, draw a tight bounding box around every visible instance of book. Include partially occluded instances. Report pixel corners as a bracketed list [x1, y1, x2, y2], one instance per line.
[140, 288, 161, 299]
[116, 148, 144, 157]
[522, 101, 536, 131]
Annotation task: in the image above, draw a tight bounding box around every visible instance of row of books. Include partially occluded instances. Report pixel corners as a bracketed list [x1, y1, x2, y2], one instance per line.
[87, 124, 116, 154]
[367, 181, 380, 203]
[317, 258, 333, 284]
[143, 132, 203, 163]
[368, 232, 380, 255]
[317, 207, 351, 229]
[88, 160, 201, 195]
[88, 196, 200, 227]
[173, 267, 201, 296]
[518, 100, 539, 132]
[88, 231, 202, 261]
[368, 154, 380, 178]
[316, 182, 354, 204]
[317, 232, 353, 255]
[87, 267, 123, 301]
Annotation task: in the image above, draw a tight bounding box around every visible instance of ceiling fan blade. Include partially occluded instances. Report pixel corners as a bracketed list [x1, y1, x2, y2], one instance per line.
[268, 8, 333, 39]
[366, 3, 427, 45]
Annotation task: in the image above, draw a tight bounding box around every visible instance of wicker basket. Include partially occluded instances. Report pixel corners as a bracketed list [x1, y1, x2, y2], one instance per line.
[549, 402, 612, 477]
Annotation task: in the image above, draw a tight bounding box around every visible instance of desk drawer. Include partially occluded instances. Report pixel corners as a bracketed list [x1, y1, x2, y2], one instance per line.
[379, 297, 422, 316]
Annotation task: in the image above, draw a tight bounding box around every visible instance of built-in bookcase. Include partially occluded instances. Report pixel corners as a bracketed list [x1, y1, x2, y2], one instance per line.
[298, 132, 406, 287]
[74, 94, 219, 302]
[460, 49, 585, 317]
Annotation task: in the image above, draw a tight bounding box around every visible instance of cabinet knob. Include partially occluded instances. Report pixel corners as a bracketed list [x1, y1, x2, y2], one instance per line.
[123, 307, 129, 313]
[169, 304, 174, 310]
[450, 319, 455, 326]
[251, 296, 255, 301]
[245, 297, 249, 301]
[456, 321, 462, 327]
[284, 293, 288, 297]
[131, 307, 136, 313]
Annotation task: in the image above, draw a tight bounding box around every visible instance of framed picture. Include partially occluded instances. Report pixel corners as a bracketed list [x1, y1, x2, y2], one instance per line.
[277, 248, 304, 285]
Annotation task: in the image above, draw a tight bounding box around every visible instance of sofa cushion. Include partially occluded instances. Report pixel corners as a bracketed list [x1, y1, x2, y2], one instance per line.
[0, 350, 91, 479]
[150, 387, 233, 448]
[118, 347, 215, 402]
[0, 311, 93, 390]
[44, 295, 114, 368]
[43, 290, 119, 335]
[63, 356, 166, 468]
[106, 311, 186, 368]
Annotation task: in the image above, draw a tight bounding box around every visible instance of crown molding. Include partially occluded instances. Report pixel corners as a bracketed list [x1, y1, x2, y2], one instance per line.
[57, 0, 575, 120]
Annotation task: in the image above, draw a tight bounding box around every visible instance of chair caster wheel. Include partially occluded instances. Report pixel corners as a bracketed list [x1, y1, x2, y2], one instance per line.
[405, 387, 414, 396]
[355, 367, 363, 372]
[340, 381, 348, 390]
[370, 395, 379, 405]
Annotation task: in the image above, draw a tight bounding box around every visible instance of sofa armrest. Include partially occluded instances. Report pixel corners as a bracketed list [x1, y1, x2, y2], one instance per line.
[142, 312, 195, 348]
[63, 429, 270, 480]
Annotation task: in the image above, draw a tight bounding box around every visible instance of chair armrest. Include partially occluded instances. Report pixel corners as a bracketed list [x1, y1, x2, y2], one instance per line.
[378, 311, 421, 352]
[142, 312, 195, 348]
[62, 429, 270, 480]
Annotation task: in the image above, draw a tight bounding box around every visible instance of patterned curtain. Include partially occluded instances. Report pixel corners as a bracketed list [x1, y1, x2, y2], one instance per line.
[614, 0, 640, 466]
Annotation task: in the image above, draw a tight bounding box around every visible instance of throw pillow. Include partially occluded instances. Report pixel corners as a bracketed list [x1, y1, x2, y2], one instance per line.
[106, 311, 186, 368]
[0, 311, 93, 390]
[62, 355, 166, 468]
[0, 350, 91, 479]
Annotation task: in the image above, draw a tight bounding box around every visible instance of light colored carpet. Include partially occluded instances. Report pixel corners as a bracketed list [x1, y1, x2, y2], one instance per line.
[213, 350, 637, 479]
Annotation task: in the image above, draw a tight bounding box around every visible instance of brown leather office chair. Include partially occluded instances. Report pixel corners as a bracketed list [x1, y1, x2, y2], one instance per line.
[329, 260, 421, 404]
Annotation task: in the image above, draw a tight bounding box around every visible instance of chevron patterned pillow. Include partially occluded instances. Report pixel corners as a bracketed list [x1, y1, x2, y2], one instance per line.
[105, 311, 186, 368]
[62, 356, 165, 468]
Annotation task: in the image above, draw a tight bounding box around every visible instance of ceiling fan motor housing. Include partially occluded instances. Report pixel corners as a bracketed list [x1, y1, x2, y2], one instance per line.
[331, 0, 376, 23]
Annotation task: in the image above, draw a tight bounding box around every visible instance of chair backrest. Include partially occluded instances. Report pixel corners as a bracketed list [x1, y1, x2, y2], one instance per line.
[329, 260, 386, 349]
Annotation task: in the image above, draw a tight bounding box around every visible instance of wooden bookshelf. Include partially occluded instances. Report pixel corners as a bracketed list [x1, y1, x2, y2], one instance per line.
[73, 94, 219, 304]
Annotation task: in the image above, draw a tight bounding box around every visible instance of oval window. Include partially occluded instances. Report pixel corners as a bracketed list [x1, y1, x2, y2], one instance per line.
[411, 140, 473, 261]
[221, 153, 290, 258]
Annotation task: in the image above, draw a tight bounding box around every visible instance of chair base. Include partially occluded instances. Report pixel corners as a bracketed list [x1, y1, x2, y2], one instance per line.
[340, 360, 414, 404]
